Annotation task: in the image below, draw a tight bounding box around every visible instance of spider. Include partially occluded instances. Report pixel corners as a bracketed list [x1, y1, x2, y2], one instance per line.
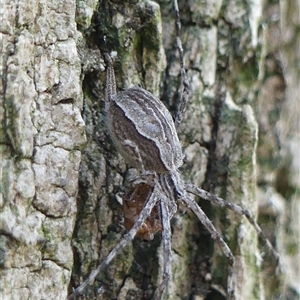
[68, 1, 279, 299]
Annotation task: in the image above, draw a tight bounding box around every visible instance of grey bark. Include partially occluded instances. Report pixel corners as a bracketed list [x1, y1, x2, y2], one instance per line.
[1, 0, 85, 299]
[1, 0, 298, 300]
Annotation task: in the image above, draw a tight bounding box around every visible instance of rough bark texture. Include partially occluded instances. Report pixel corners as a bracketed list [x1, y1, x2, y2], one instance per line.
[1, 0, 299, 300]
[0, 0, 85, 299]
[256, 0, 300, 299]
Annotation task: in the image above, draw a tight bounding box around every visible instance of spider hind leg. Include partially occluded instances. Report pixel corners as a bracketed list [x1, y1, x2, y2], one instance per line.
[182, 194, 236, 300]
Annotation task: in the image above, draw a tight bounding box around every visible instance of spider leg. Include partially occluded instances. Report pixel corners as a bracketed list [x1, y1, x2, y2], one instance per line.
[67, 185, 161, 300]
[158, 173, 178, 219]
[153, 199, 172, 300]
[173, 0, 190, 128]
[103, 53, 117, 101]
[185, 183, 280, 264]
[182, 194, 235, 300]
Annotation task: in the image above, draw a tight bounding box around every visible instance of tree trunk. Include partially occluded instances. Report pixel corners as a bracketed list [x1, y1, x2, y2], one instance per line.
[1, 0, 298, 300]
[1, 0, 85, 298]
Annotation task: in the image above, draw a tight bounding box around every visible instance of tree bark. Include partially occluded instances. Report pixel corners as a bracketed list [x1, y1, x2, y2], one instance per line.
[1, 0, 85, 298]
[1, 0, 298, 300]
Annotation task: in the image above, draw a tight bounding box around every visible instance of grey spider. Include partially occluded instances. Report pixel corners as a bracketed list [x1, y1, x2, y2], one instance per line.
[68, 1, 280, 299]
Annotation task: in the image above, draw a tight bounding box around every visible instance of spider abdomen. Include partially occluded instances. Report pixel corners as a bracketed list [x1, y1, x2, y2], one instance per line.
[106, 87, 183, 173]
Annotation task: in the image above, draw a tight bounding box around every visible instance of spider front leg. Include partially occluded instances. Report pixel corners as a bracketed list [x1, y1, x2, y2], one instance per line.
[182, 194, 235, 300]
[67, 184, 162, 300]
[173, 0, 189, 128]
